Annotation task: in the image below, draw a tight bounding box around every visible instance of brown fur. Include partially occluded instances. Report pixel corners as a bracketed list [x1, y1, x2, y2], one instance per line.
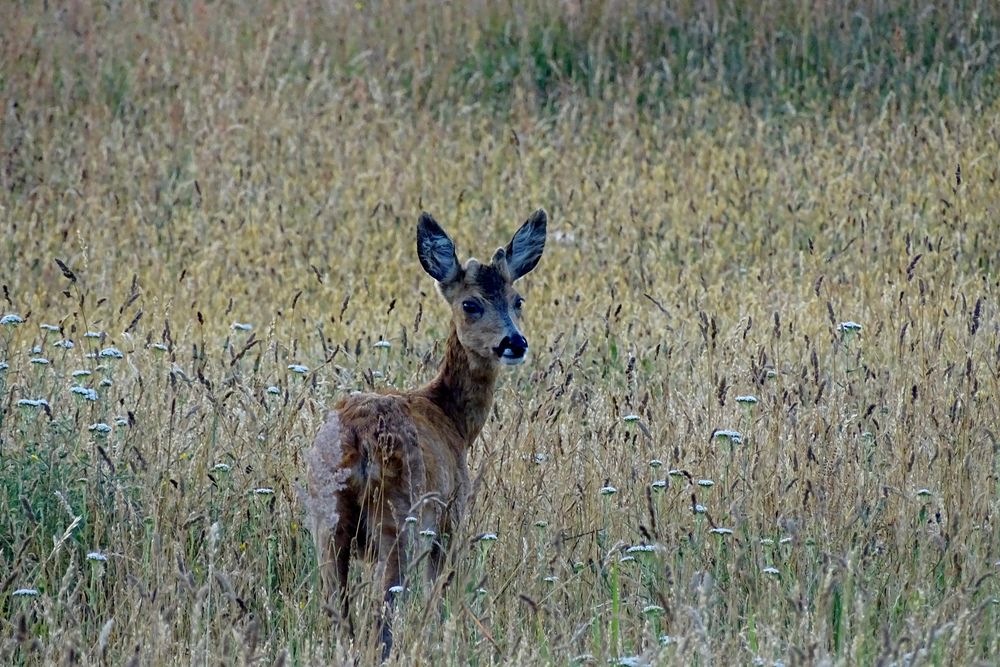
[306, 210, 546, 657]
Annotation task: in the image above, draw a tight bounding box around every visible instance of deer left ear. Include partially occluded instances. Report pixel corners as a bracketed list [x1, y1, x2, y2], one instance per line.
[505, 209, 547, 281]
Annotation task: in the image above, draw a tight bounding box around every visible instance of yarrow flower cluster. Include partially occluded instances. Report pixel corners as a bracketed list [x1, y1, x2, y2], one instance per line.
[713, 429, 743, 444]
[70, 386, 99, 401]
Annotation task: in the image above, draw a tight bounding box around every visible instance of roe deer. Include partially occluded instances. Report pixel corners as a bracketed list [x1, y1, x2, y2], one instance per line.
[305, 209, 547, 658]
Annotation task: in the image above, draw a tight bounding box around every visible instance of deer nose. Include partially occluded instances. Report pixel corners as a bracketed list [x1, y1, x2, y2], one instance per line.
[495, 332, 528, 364]
[508, 333, 528, 354]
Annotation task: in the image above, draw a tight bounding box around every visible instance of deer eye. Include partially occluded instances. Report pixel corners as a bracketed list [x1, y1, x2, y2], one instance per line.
[462, 300, 484, 317]
[513, 296, 525, 310]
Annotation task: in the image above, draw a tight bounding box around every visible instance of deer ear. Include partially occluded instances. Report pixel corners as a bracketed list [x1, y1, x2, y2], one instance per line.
[505, 209, 547, 281]
[417, 213, 461, 284]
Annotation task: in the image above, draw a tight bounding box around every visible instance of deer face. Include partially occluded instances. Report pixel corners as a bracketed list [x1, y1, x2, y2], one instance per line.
[417, 210, 547, 366]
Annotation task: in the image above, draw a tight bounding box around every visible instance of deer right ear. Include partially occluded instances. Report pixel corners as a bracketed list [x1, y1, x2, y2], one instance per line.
[417, 213, 461, 284]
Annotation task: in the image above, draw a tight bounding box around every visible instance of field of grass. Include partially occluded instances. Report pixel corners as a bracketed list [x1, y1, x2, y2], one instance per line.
[2, 1, 999, 665]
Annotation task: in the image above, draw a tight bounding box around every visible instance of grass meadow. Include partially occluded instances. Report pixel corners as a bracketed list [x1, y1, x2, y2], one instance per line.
[2, 1, 1000, 665]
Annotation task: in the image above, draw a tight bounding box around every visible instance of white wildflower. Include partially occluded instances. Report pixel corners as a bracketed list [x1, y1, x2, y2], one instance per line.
[623, 414, 640, 423]
[86, 551, 108, 562]
[266, 385, 281, 395]
[762, 566, 780, 576]
[419, 529, 437, 538]
[693, 504, 707, 514]
[626, 544, 658, 555]
[478, 533, 498, 542]
[99, 347, 123, 359]
[1, 314, 24, 325]
[17, 398, 50, 409]
[373, 340, 391, 349]
[651, 479, 667, 490]
[287, 364, 309, 374]
[55, 339, 74, 349]
[149, 342, 168, 352]
[231, 322, 253, 331]
[735, 395, 758, 405]
[71, 369, 92, 377]
[838, 321, 862, 332]
[84, 331, 104, 338]
[70, 386, 98, 401]
[710, 527, 734, 536]
[89, 423, 112, 435]
[29, 357, 49, 365]
[613, 656, 643, 667]
[40, 324, 60, 332]
[697, 479, 715, 488]
[649, 458, 663, 468]
[12, 588, 39, 597]
[713, 429, 742, 444]
[253, 487, 275, 495]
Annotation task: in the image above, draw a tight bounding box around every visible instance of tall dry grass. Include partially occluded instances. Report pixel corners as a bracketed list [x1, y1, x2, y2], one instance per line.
[1, 1, 998, 665]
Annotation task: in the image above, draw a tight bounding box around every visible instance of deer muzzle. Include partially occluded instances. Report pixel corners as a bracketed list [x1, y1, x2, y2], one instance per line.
[495, 333, 528, 365]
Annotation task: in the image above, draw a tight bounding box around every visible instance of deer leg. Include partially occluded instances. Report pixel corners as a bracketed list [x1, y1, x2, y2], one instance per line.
[333, 521, 356, 636]
[375, 521, 409, 661]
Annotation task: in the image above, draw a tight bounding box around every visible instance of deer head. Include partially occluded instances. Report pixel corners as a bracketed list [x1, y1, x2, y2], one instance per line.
[417, 209, 547, 366]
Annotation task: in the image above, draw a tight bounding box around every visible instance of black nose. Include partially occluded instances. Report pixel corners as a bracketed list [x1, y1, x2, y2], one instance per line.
[495, 334, 528, 359]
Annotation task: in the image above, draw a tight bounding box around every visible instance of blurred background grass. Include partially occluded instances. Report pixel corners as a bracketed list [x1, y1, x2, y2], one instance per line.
[1, 1, 999, 665]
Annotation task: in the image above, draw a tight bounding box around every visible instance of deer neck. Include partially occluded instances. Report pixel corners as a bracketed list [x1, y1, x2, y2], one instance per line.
[421, 323, 498, 445]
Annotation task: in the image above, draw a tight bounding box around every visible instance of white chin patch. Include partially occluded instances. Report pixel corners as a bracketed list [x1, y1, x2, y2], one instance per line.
[499, 353, 526, 366]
